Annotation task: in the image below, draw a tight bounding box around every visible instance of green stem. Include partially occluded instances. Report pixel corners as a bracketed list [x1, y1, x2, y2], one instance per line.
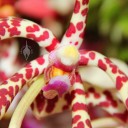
[9, 75, 45, 128]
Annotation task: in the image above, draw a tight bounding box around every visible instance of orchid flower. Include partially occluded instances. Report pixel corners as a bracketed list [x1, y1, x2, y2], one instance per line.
[0, 0, 128, 128]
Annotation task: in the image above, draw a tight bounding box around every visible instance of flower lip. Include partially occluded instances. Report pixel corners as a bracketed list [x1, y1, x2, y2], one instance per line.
[49, 75, 70, 85]
[43, 75, 71, 99]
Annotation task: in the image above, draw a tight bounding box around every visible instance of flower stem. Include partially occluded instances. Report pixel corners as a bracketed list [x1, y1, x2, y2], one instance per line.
[8, 75, 45, 128]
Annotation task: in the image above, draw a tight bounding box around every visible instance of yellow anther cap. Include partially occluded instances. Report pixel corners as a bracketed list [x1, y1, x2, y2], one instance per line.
[56, 45, 80, 66]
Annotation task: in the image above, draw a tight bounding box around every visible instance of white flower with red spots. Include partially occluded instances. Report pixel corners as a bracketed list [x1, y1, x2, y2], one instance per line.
[0, 0, 128, 128]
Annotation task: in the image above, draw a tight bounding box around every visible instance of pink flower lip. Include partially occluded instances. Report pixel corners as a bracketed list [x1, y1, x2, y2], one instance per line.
[43, 75, 70, 96]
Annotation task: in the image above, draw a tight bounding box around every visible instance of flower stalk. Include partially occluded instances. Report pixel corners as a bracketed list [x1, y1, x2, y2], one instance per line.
[9, 75, 45, 128]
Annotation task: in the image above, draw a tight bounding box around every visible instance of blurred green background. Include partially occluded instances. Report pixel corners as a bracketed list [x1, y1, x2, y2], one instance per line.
[86, 0, 128, 62]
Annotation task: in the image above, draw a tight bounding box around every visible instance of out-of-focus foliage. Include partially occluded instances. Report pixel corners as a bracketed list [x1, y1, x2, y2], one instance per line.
[87, 0, 128, 62]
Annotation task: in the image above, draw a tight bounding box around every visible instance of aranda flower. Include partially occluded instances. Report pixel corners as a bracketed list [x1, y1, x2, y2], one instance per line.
[1, 0, 128, 128]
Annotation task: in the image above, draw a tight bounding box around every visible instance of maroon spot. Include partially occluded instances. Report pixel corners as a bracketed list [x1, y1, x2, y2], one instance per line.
[34, 68, 39, 76]
[2, 80, 8, 85]
[31, 103, 34, 110]
[75, 89, 85, 95]
[63, 105, 69, 110]
[46, 38, 59, 51]
[122, 76, 128, 82]
[103, 90, 113, 100]
[116, 76, 125, 90]
[85, 119, 92, 128]
[0, 27, 5, 36]
[111, 100, 118, 107]
[72, 102, 88, 112]
[79, 32, 84, 38]
[41, 31, 49, 40]
[11, 19, 21, 26]
[105, 58, 112, 64]
[118, 70, 125, 75]
[64, 93, 72, 105]
[94, 93, 100, 99]
[63, 93, 72, 110]
[15, 85, 19, 94]
[103, 90, 118, 107]
[85, 92, 89, 98]
[27, 31, 49, 42]
[36, 57, 45, 65]
[21, 79, 26, 85]
[26, 24, 40, 32]
[34, 91, 45, 112]
[114, 111, 128, 122]
[74, 121, 84, 128]
[26, 68, 33, 79]
[27, 34, 37, 41]
[98, 59, 107, 71]
[112, 67, 117, 74]
[88, 87, 95, 93]
[72, 115, 81, 124]
[0, 20, 9, 28]
[109, 63, 118, 74]
[74, 1, 80, 13]
[75, 73, 82, 83]
[0, 86, 14, 115]
[76, 22, 83, 31]
[99, 101, 109, 107]
[26, 64, 32, 68]
[89, 52, 95, 60]
[10, 73, 23, 82]
[75, 42, 79, 46]
[71, 90, 76, 102]
[82, 0, 89, 5]
[81, 8, 88, 16]
[8, 27, 21, 36]
[66, 23, 76, 37]
[46, 96, 58, 113]
[116, 76, 122, 90]
[78, 56, 89, 65]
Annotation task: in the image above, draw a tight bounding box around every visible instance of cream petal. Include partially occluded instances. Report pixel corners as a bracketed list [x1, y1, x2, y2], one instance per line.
[78, 58, 128, 88]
